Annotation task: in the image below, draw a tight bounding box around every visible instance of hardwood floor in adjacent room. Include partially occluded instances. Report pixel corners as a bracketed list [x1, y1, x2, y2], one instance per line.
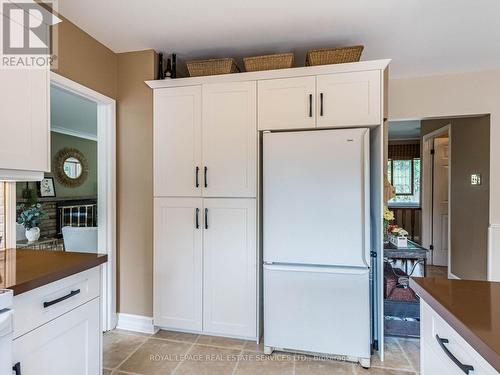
[103, 330, 420, 374]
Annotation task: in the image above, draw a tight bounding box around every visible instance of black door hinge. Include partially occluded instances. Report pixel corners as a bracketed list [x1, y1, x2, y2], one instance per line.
[370, 251, 377, 258]
[429, 244, 434, 250]
[430, 149, 435, 155]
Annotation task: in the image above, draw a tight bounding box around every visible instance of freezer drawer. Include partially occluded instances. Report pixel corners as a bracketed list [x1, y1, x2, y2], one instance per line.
[264, 264, 370, 358]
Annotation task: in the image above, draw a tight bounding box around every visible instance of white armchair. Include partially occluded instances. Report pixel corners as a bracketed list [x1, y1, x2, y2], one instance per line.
[62, 226, 98, 253]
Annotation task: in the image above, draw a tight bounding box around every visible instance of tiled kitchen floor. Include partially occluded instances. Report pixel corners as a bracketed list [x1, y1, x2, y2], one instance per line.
[103, 330, 420, 374]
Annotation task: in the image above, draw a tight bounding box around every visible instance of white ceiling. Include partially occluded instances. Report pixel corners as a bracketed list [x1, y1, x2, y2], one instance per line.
[51, 85, 97, 140]
[388, 120, 421, 140]
[58, 0, 500, 78]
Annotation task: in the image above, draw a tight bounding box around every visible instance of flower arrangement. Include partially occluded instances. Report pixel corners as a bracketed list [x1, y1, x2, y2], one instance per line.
[383, 206, 394, 242]
[17, 203, 46, 230]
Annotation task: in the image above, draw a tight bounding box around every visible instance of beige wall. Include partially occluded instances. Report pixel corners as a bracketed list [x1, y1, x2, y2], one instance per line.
[389, 69, 500, 280]
[116, 50, 157, 316]
[422, 116, 490, 280]
[52, 16, 118, 99]
[53, 16, 157, 316]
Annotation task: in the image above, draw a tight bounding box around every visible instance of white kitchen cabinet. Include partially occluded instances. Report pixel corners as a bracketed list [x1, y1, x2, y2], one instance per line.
[12, 298, 100, 375]
[202, 82, 257, 197]
[154, 86, 202, 197]
[0, 67, 49, 180]
[421, 300, 498, 375]
[154, 197, 203, 331]
[258, 76, 316, 130]
[203, 198, 256, 337]
[316, 70, 381, 128]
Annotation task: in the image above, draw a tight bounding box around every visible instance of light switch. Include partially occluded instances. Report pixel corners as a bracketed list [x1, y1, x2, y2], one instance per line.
[471, 174, 481, 186]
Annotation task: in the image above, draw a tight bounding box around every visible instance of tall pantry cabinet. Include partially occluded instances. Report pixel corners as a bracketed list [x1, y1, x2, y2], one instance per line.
[153, 82, 258, 339]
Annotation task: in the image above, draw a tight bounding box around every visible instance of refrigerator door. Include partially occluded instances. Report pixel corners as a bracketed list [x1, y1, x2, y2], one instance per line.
[263, 129, 370, 267]
[264, 264, 370, 358]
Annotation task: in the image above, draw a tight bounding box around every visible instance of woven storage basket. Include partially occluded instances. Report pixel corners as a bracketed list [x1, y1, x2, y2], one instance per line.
[306, 45, 364, 66]
[243, 53, 294, 72]
[186, 58, 240, 77]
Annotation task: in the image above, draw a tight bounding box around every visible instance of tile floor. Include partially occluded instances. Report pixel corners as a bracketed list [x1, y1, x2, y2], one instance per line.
[103, 329, 420, 374]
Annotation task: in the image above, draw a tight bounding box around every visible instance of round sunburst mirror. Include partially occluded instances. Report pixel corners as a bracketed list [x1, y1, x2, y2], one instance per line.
[53, 148, 89, 187]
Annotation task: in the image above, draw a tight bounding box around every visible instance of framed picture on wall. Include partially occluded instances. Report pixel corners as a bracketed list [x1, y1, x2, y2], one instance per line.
[38, 177, 56, 198]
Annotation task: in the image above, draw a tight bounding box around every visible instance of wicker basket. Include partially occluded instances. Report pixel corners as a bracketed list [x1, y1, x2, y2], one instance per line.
[186, 58, 240, 77]
[243, 53, 294, 72]
[306, 46, 364, 66]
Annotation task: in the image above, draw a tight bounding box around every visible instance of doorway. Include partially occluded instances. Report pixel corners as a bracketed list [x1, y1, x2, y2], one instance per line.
[422, 126, 451, 271]
[10, 73, 116, 331]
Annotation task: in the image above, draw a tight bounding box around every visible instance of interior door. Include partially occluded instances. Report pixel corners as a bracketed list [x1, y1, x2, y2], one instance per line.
[12, 299, 100, 375]
[432, 136, 449, 266]
[316, 70, 381, 128]
[154, 86, 202, 197]
[263, 129, 370, 267]
[203, 198, 257, 338]
[202, 82, 257, 198]
[154, 198, 203, 331]
[0, 67, 49, 172]
[258, 76, 316, 130]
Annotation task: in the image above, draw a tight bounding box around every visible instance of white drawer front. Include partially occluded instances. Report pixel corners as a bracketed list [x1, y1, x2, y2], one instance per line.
[421, 301, 498, 375]
[14, 267, 100, 338]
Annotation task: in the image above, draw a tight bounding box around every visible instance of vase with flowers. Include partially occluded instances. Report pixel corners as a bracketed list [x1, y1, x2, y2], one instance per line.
[383, 206, 395, 244]
[17, 203, 46, 243]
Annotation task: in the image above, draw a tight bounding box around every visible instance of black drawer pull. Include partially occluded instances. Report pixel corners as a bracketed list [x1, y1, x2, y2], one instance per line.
[195, 208, 200, 229]
[436, 334, 474, 374]
[43, 289, 81, 308]
[195, 166, 200, 188]
[204, 166, 208, 188]
[205, 208, 208, 230]
[12, 362, 21, 375]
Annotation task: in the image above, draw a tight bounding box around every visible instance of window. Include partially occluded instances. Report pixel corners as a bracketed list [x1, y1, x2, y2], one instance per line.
[388, 158, 420, 205]
[0, 182, 5, 249]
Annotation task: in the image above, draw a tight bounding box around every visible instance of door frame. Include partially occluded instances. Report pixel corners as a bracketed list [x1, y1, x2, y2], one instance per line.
[422, 125, 452, 276]
[49, 72, 117, 330]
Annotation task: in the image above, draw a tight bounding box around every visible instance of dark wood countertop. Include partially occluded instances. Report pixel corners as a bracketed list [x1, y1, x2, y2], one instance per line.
[410, 277, 500, 372]
[0, 248, 107, 295]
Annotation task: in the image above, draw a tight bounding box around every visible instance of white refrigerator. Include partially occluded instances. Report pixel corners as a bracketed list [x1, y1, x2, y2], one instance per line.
[263, 128, 371, 367]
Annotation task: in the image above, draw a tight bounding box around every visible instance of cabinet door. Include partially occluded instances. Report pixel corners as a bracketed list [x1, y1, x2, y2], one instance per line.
[0, 67, 49, 172]
[258, 76, 316, 130]
[154, 198, 203, 331]
[203, 198, 256, 338]
[316, 70, 381, 128]
[202, 82, 257, 197]
[154, 86, 202, 197]
[12, 298, 100, 375]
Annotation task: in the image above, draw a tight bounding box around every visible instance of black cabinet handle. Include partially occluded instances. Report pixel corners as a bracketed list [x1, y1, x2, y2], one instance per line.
[204, 166, 208, 188]
[43, 289, 81, 308]
[309, 94, 312, 117]
[12, 362, 21, 375]
[195, 167, 200, 188]
[320, 92, 324, 116]
[436, 335, 474, 374]
[204, 208, 208, 229]
[195, 208, 200, 229]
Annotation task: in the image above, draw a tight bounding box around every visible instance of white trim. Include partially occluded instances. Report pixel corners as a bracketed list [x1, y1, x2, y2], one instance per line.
[51, 125, 98, 142]
[421, 125, 450, 267]
[50, 71, 117, 332]
[0, 169, 44, 181]
[488, 224, 500, 281]
[5, 182, 17, 249]
[117, 313, 159, 335]
[448, 272, 460, 280]
[146, 59, 391, 89]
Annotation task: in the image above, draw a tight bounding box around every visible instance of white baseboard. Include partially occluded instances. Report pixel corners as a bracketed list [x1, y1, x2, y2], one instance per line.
[116, 313, 158, 334]
[448, 272, 460, 280]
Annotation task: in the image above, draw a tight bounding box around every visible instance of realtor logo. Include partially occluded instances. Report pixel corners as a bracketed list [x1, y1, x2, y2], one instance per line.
[1, 0, 61, 68]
